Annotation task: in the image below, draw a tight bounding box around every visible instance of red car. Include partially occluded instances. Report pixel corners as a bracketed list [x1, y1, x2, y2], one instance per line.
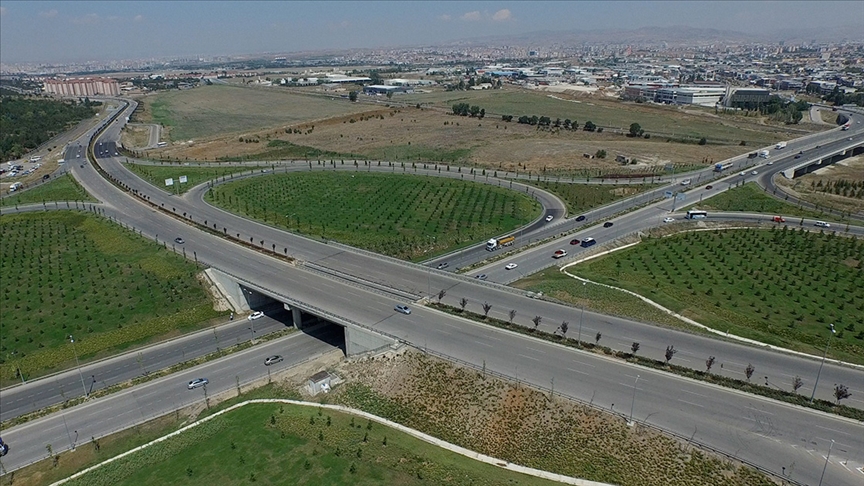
[570, 239, 580, 245]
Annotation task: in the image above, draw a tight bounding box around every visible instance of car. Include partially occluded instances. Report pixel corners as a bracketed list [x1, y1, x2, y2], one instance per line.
[394, 304, 411, 315]
[505, 263, 518, 270]
[794, 154, 801, 159]
[248, 311, 264, 320]
[575, 215, 586, 222]
[751, 170, 758, 175]
[767, 161, 773, 165]
[77, 154, 81, 158]
[436, 262, 449, 270]
[264, 355, 283, 366]
[174, 237, 185, 244]
[663, 217, 675, 223]
[603, 221, 614, 228]
[545, 215, 554, 222]
[475, 274, 487, 280]
[0, 437, 8, 457]
[705, 185, 712, 190]
[849, 138, 853, 141]
[680, 179, 691, 186]
[580, 237, 597, 248]
[740, 171, 747, 176]
[552, 250, 567, 259]
[815, 221, 831, 228]
[187, 378, 209, 390]
[569, 238, 580, 245]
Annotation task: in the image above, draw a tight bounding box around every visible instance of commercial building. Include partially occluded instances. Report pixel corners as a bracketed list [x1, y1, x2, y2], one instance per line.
[655, 86, 726, 106]
[43, 77, 120, 97]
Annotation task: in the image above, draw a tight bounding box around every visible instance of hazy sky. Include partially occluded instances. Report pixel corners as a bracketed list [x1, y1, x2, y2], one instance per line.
[0, 1, 860, 64]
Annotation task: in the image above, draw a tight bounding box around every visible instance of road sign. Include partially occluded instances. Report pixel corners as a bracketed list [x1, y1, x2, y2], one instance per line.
[675, 193, 686, 201]
[664, 191, 674, 199]
[179, 175, 188, 183]
[165, 178, 174, 186]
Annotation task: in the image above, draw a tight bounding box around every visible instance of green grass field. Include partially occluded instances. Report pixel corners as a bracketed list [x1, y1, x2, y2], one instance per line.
[0, 174, 95, 207]
[400, 88, 794, 144]
[0, 212, 223, 384]
[695, 182, 852, 223]
[65, 402, 562, 486]
[147, 84, 373, 141]
[205, 171, 540, 260]
[126, 163, 257, 194]
[566, 227, 864, 362]
[511, 268, 695, 331]
[527, 181, 661, 215]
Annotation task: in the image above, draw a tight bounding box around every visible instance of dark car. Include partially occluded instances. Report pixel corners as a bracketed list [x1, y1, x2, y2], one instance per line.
[0, 437, 8, 457]
[603, 221, 614, 228]
[475, 274, 487, 280]
[42, 174, 50, 180]
[705, 185, 713, 190]
[575, 215, 586, 222]
[569, 238, 580, 245]
[794, 154, 801, 159]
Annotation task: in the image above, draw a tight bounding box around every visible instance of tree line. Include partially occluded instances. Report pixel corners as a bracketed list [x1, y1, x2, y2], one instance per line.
[0, 96, 98, 162]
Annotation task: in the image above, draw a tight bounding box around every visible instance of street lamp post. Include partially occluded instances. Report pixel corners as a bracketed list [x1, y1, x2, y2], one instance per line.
[578, 282, 587, 343]
[810, 324, 836, 403]
[818, 439, 834, 486]
[68, 335, 88, 398]
[628, 374, 640, 425]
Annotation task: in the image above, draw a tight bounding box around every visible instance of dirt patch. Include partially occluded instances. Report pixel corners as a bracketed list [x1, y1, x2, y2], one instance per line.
[775, 155, 864, 213]
[121, 125, 152, 150]
[330, 350, 780, 486]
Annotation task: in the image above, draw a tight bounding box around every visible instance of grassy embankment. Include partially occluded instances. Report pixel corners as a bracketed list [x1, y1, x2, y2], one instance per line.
[557, 227, 864, 363]
[0, 212, 224, 385]
[205, 171, 541, 260]
[0, 174, 95, 207]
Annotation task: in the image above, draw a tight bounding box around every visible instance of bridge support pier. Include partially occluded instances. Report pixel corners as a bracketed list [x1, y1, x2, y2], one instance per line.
[344, 326, 395, 356]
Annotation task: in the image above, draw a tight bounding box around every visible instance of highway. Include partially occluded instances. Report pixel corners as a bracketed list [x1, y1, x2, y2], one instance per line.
[1, 99, 862, 485]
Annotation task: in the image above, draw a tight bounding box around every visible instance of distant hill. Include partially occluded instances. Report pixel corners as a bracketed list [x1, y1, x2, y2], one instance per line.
[442, 24, 864, 48]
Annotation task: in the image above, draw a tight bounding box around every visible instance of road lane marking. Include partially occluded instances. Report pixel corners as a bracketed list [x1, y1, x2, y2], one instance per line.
[517, 354, 540, 362]
[566, 367, 589, 376]
[682, 389, 710, 399]
[677, 399, 705, 409]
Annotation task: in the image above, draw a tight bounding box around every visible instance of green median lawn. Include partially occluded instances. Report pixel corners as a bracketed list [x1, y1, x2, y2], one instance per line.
[65, 402, 565, 486]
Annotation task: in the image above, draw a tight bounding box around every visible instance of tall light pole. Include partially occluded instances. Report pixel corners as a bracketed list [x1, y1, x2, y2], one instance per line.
[818, 439, 834, 486]
[628, 374, 640, 426]
[578, 282, 587, 343]
[68, 335, 88, 398]
[810, 324, 835, 403]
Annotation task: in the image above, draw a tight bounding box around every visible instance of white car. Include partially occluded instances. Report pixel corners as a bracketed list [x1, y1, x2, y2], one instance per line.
[248, 311, 264, 320]
[815, 221, 831, 228]
[767, 161, 773, 165]
[739, 171, 747, 176]
[663, 217, 675, 223]
[187, 378, 209, 390]
[505, 263, 518, 270]
[394, 305, 411, 315]
[751, 170, 758, 175]
[545, 215, 554, 222]
[680, 179, 691, 186]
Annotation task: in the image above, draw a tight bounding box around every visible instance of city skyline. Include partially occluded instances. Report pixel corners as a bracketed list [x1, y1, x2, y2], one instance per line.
[1, 1, 863, 64]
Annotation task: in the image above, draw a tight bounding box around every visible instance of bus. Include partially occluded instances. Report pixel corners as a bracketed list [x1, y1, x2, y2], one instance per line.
[686, 210, 708, 219]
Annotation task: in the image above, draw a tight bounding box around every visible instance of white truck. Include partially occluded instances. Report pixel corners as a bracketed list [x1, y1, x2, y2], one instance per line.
[775, 142, 787, 149]
[9, 182, 23, 192]
[759, 150, 770, 158]
[485, 235, 515, 251]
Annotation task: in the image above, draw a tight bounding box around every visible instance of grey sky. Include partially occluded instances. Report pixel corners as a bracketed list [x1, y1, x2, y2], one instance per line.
[1, 1, 861, 64]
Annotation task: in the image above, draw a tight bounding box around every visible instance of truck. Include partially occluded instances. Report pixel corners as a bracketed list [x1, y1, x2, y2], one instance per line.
[759, 150, 770, 158]
[485, 236, 515, 251]
[714, 162, 734, 172]
[9, 182, 23, 192]
[775, 142, 787, 149]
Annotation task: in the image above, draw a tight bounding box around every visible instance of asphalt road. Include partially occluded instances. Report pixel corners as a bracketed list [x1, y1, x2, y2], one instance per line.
[0, 327, 342, 473]
[1, 100, 863, 484]
[0, 307, 303, 423]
